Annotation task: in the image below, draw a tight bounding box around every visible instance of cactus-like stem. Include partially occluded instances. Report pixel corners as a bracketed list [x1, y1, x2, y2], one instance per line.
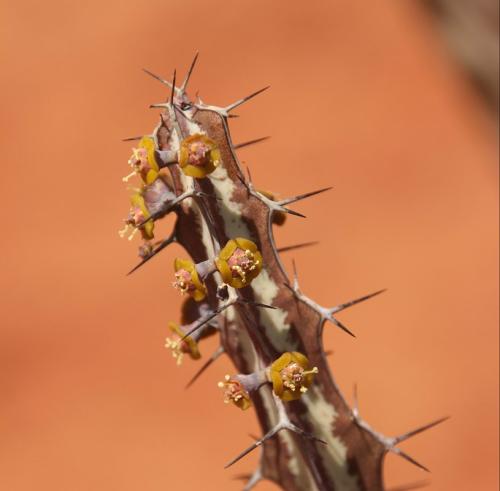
[120, 54, 447, 491]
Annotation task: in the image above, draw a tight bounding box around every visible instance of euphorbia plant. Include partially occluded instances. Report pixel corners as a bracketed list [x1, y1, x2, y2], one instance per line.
[120, 54, 446, 491]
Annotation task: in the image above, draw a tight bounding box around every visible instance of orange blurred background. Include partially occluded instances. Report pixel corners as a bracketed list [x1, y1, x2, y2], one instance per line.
[0, 1, 498, 490]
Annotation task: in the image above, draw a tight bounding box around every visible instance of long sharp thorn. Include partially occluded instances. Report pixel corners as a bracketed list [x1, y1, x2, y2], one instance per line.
[185, 345, 224, 389]
[329, 316, 356, 337]
[224, 430, 276, 469]
[393, 417, 449, 444]
[288, 424, 327, 445]
[180, 52, 199, 93]
[181, 303, 234, 341]
[142, 68, 172, 87]
[332, 289, 387, 313]
[280, 186, 332, 206]
[239, 299, 277, 310]
[126, 233, 175, 275]
[170, 70, 177, 104]
[225, 86, 270, 113]
[392, 448, 430, 473]
[282, 207, 306, 218]
[181, 312, 219, 341]
[136, 192, 199, 228]
[388, 480, 430, 491]
[277, 241, 318, 253]
[122, 135, 143, 142]
[234, 136, 270, 150]
[224, 442, 261, 469]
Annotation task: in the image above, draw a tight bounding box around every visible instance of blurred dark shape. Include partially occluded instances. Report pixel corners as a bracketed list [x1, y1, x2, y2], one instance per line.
[425, 0, 499, 114]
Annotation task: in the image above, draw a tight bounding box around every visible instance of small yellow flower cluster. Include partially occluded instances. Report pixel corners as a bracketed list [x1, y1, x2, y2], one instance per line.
[172, 258, 208, 302]
[219, 352, 318, 410]
[268, 352, 318, 402]
[218, 375, 252, 411]
[164, 321, 201, 366]
[120, 134, 222, 245]
[215, 238, 263, 289]
[123, 136, 160, 184]
[172, 238, 263, 300]
[178, 134, 221, 178]
[118, 193, 154, 242]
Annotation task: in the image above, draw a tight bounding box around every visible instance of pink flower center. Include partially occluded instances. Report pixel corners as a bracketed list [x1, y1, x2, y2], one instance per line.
[227, 248, 258, 281]
[280, 362, 305, 390]
[221, 379, 247, 404]
[130, 206, 145, 226]
[187, 141, 211, 166]
[130, 148, 150, 173]
[173, 269, 195, 294]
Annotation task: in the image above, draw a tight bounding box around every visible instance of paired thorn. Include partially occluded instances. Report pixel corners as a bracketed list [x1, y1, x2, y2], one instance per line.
[142, 68, 173, 88]
[278, 186, 332, 206]
[126, 230, 176, 275]
[392, 417, 450, 446]
[180, 52, 199, 95]
[224, 423, 326, 469]
[353, 385, 448, 473]
[234, 136, 270, 150]
[274, 186, 333, 219]
[225, 86, 270, 114]
[325, 314, 356, 337]
[185, 345, 224, 389]
[284, 281, 355, 337]
[391, 448, 431, 473]
[286, 260, 385, 337]
[136, 190, 213, 229]
[280, 207, 306, 219]
[324, 288, 387, 337]
[330, 289, 387, 314]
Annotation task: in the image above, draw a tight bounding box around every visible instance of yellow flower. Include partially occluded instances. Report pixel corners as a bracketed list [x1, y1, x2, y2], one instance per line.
[178, 133, 221, 178]
[218, 375, 252, 411]
[269, 352, 318, 402]
[173, 258, 207, 301]
[165, 321, 201, 366]
[124, 136, 160, 184]
[215, 238, 263, 289]
[118, 192, 154, 241]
